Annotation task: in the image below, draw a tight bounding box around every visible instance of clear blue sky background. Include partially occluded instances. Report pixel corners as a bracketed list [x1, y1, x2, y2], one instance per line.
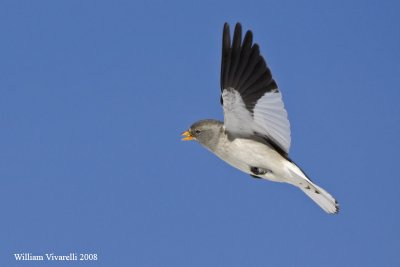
[1, 0, 399, 266]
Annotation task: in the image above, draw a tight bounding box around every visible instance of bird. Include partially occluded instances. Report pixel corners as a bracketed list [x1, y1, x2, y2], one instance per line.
[182, 22, 339, 214]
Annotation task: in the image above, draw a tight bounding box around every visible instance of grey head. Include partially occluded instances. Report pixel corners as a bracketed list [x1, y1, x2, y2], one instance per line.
[182, 119, 224, 151]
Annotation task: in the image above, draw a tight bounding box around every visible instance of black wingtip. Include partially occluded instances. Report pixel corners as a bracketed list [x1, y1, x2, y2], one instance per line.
[224, 22, 242, 29]
[228, 23, 243, 86]
[234, 22, 242, 32]
[221, 23, 232, 90]
[223, 23, 231, 45]
[232, 23, 242, 48]
[223, 23, 230, 41]
[242, 30, 253, 48]
[220, 22, 278, 112]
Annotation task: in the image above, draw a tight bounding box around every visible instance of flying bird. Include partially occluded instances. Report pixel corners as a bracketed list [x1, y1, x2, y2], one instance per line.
[182, 23, 339, 214]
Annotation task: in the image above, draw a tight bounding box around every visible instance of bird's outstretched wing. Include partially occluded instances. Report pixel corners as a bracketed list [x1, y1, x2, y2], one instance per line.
[220, 23, 291, 154]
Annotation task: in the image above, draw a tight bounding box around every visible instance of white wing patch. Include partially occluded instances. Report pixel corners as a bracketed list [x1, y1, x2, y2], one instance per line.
[253, 91, 291, 153]
[222, 89, 255, 136]
[222, 89, 291, 153]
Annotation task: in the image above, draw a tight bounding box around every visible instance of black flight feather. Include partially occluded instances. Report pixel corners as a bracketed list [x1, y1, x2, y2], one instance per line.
[220, 22, 278, 113]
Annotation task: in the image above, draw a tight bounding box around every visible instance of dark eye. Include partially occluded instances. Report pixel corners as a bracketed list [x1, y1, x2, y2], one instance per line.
[194, 129, 201, 134]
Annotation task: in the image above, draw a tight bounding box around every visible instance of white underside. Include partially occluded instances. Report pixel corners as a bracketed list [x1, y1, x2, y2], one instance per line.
[213, 136, 289, 182]
[209, 134, 338, 214]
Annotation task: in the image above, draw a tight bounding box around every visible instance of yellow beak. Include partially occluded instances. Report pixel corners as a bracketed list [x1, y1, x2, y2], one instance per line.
[181, 130, 194, 141]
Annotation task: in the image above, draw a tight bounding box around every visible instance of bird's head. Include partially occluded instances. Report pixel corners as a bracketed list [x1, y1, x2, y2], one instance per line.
[181, 120, 223, 150]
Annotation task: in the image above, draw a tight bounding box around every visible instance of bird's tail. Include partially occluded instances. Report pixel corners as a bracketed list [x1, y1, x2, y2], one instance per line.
[299, 181, 339, 214]
[286, 161, 339, 214]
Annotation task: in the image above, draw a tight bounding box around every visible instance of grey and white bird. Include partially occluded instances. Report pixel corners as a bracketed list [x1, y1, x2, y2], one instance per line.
[182, 23, 339, 214]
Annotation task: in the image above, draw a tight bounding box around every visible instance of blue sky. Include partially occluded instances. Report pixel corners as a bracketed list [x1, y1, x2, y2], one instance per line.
[1, 0, 399, 266]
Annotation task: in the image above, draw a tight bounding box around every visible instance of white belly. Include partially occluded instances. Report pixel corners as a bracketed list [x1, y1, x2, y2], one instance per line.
[212, 136, 288, 182]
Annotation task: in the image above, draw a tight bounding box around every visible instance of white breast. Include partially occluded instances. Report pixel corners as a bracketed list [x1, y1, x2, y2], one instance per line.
[212, 134, 288, 182]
